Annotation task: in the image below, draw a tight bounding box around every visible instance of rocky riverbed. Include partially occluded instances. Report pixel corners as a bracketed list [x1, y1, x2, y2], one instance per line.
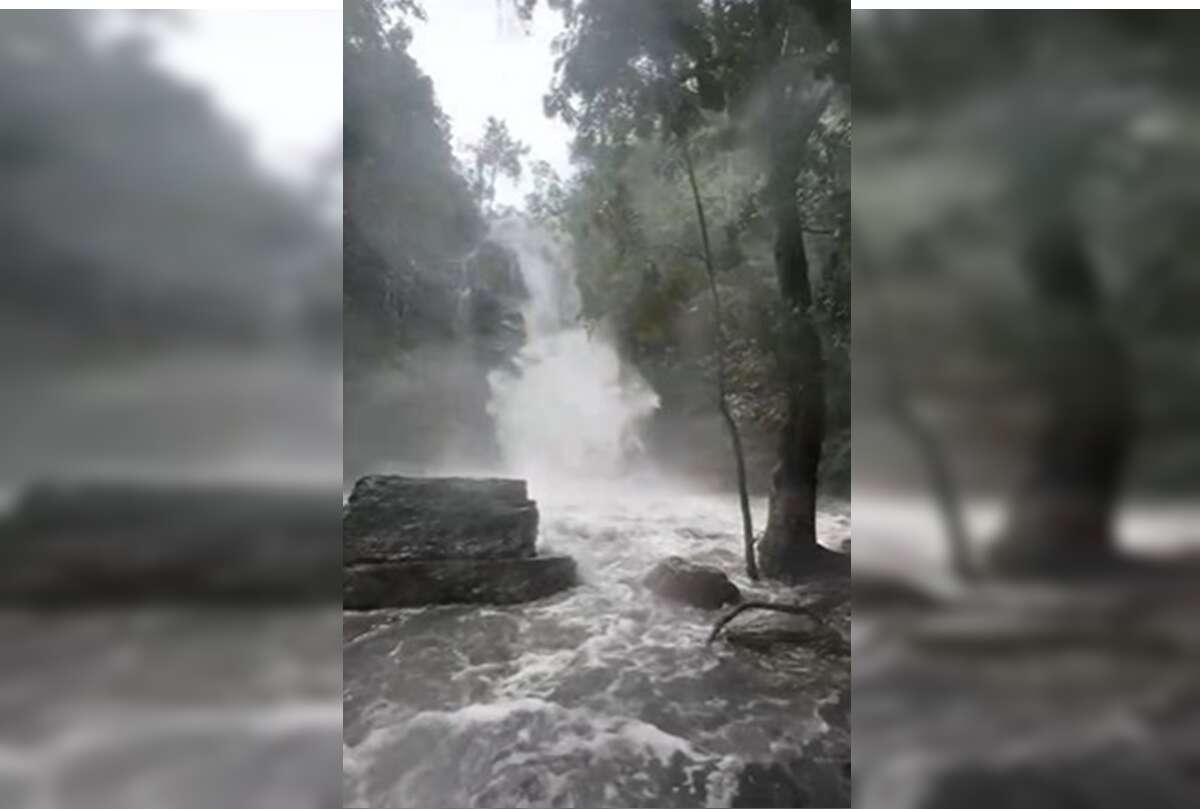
[852, 494, 1200, 809]
[342, 484, 851, 808]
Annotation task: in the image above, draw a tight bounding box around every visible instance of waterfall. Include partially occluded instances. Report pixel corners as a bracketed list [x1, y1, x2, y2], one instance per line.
[485, 219, 660, 484]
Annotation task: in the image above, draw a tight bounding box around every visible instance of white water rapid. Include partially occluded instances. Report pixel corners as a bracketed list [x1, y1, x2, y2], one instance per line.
[485, 220, 661, 485]
[343, 221, 851, 808]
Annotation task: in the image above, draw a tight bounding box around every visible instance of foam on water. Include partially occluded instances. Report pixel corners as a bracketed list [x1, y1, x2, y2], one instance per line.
[344, 221, 849, 806]
[0, 608, 342, 809]
[343, 488, 850, 808]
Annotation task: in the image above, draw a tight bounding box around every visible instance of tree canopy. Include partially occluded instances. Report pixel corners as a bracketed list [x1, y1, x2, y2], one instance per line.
[343, 0, 484, 372]
[0, 11, 338, 347]
[465, 116, 531, 217]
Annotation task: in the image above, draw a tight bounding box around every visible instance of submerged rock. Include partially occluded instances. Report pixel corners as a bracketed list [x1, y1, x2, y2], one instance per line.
[643, 556, 741, 610]
[731, 756, 850, 808]
[343, 475, 538, 563]
[343, 555, 577, 610]
[724, 611, 841, 654]
[819, 688, 850, 731]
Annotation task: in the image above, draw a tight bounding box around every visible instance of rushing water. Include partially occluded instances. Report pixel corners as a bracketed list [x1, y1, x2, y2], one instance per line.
[343, 223, 849, 807]
[485, 221, 660, 486]
[342, 487, 850, 808]
[851, 492, 1200, 809]
[0, 607, 342, 809]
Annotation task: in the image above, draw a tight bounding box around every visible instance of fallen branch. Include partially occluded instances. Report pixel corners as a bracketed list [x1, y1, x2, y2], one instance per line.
[707, 599, 833, 645]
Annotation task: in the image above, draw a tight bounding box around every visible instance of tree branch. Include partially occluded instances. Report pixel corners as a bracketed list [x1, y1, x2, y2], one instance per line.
[707, 599, 833, 645]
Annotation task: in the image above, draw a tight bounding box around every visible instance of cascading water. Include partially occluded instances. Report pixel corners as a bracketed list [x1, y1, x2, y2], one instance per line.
[485, 219, 660, 484]
[343, 219, 850, 808]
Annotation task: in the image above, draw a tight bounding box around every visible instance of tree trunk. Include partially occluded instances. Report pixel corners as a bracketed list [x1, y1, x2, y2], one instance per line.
[681, 141, 758, 580]
[986, 222, 1135, 576]
[756, 154, 844, 581]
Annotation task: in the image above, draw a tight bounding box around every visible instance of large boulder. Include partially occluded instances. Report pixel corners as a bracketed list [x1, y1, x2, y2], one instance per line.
[724, 611, 848, 656]
[643, 556, 741, 610]
[344, 556, 577, 610]
[0, 481, 339, 603]
[343, 476, 537, 564]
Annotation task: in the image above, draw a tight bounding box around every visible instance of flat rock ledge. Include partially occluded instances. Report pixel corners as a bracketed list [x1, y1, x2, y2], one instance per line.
[344, 556, 578, 610]
[343, 475, 576, 610]
[343, 475, 538, 563]
[0, 481, 339, 604]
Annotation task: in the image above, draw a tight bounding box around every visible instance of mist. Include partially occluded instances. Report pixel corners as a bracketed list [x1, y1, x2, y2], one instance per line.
[342, 1, 850, 806]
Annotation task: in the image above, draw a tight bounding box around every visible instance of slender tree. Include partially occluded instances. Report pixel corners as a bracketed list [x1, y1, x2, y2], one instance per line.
[543, 0, 850, 581]
[465, 116, 531, 217]
[681, 140, 759, 579]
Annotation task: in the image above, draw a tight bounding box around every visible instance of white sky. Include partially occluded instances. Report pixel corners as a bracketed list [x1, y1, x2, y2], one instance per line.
[148, 10, 342, 189]
[409, 0, 575, 207]
[126, 5, 570, 211]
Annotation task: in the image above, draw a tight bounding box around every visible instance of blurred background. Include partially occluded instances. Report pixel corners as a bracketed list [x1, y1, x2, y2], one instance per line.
[0, 10, 340, 809]
[853, 10, 1200, 809]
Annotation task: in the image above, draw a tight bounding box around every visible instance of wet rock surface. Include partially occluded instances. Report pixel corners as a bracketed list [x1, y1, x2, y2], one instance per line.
[724, 611, 849, 657]
[343, 475, 538, 563]
[732, 756, 850, 808]
[342, 475, 575, 610]
[343, 556, 577, 610]
[344, 492, 852, 808]
[643, 555, 742, 610]
[0, 481, 338, 603]
[461, 240, 530, 366]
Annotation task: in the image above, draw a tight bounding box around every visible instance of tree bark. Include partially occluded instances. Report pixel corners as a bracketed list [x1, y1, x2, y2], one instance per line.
[986, 222, 1135, 576]
[756, 151, 845, 581]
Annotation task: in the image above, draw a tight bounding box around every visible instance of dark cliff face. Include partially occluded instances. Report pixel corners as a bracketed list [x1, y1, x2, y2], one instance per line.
[342, 3, 544, 481]
[459, 240, 530, 368]
[344, 235, 532, 483]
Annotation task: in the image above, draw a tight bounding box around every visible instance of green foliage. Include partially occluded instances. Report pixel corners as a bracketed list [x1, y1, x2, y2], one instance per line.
[344, 0, 484, 373]
[535, 0, 850, 492]
[524, 159, 570, 223]
[531, 122, 848, 476]
[464, 116, 531, 217]
[854, 12, 1200, 494]
[544, 0, 847, 155]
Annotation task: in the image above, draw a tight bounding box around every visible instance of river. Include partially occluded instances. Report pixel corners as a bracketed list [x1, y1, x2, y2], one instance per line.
[342, 485, 849, 808]
[342, 220, 850, 807]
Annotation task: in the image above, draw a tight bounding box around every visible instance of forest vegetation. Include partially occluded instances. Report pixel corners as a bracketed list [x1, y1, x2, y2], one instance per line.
[344, 0, 850, 581]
